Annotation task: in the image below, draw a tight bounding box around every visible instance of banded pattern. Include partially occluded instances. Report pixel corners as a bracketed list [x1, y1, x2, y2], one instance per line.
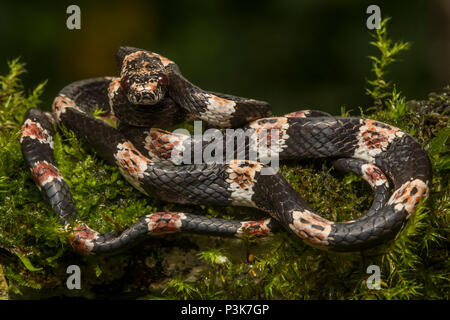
[19, 47, 431, 255]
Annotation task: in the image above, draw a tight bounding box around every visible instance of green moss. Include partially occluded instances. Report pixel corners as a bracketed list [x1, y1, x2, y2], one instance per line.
[0, 20, 449, 299]
[366, 18, 411, 111]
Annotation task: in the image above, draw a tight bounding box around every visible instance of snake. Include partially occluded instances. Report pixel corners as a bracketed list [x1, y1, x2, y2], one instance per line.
[19, 46, 432, 255]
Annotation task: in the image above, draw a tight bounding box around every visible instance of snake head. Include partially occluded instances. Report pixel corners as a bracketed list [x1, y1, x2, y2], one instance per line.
[119, 50, 169, 105]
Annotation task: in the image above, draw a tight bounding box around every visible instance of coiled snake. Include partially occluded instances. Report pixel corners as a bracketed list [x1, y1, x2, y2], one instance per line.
[20, 47, 432, 255]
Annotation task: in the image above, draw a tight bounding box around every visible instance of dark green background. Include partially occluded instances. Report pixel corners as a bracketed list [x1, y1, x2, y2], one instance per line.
[0, 0, 448, 115]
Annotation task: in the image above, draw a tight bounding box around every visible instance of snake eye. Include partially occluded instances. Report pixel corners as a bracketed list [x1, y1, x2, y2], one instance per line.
[120, 75, 131, 92]
[157, 73, 169, 89]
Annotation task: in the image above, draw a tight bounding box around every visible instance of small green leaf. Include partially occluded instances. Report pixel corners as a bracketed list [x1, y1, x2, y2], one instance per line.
[15, 253, 43, 272]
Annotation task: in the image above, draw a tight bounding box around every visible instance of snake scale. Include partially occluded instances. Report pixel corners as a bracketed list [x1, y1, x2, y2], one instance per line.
[19, 46, 432, 255]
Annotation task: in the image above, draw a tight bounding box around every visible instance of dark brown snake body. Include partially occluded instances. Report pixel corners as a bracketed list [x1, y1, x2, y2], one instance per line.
[19, 47, 432, 255]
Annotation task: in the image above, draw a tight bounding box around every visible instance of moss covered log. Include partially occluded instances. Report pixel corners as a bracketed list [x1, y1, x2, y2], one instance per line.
[0, 21, 448, 300]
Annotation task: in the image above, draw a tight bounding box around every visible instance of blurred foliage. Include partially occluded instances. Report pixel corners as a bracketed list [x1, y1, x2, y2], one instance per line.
[0, 0, 448, 116]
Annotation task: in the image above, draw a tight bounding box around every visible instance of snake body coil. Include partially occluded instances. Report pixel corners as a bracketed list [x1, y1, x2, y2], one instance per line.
[20, 47, 432, 255]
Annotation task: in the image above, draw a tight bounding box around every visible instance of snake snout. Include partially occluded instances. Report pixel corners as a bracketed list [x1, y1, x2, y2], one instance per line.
[124, 74, 168, 105]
